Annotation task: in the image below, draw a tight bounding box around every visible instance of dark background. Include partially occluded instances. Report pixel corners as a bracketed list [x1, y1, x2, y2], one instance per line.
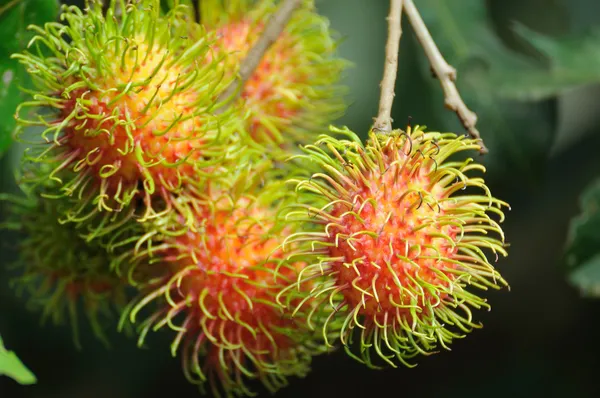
[2, 0, 600, 397]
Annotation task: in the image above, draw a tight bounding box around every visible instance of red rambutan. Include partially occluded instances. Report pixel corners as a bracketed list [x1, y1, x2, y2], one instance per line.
[200, 0, 348, 148]
[1, 190, 131, 349]
[115, 167, 331, 396]
[13, 0, 240, 225]
[279, 125, 509, 368]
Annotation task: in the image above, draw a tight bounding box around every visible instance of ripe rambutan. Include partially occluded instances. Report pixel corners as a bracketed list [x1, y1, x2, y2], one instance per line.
[13, 0, 240, 224]
[279, 125, 509, 368]
[199, 0, 348, 148]
[116, 167, 331, 397]
[1, 191, 130, 349]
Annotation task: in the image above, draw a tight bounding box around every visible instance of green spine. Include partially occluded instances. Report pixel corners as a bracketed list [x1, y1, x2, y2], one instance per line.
[278, 125, 509, 368]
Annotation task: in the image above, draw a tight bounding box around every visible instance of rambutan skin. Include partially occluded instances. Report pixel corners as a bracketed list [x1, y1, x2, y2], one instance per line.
[0, 190, 131, 349]
[12, 0, 241, 223]
[114, 167, 332, 397]
[279, 125, 510, 368]
[199, 0, 349, 150]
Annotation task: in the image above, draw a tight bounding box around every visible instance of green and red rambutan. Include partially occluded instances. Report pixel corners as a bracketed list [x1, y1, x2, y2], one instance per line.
[278, 125, 509, 368]
[1, 191, 131, 349]
[13, 0, 241, 226]
[114, 165, 332, 397]
[198, 0, 348, 149]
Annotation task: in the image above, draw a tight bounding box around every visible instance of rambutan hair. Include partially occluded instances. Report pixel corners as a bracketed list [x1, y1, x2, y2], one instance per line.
[0, 190, 131, 349]
[198, 0, 349, 150]
[278, 125, 509, 368]
[112, 164, 334, 397]
[12, 0, 242, 233]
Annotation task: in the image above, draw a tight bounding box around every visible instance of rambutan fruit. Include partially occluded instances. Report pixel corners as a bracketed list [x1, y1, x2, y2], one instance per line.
[1, 191, 131, 349]
[199, 0, 348, 149]
[116, 165, 332, 397]
[279, 125, 509, 368]
[12, 0, 240, 224]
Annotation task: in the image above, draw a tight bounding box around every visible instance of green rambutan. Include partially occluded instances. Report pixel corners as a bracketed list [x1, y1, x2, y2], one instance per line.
[12, 0, 240, 224]
[199, 0, 348, 149]
[114, 165, 332, 397]
[278, 125, 509, 368]
[1, 191, 130, 349]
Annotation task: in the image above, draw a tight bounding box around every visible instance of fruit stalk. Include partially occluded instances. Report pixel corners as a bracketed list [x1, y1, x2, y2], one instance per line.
[216, 0, 303, 113]
[372, 0, 404, 133]
[404, 0, 487, 153]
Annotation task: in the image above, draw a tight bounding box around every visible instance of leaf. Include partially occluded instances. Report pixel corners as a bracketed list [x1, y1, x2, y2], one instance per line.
[417, 0, 557, 182]
[0, 0, 60, 155]
[564, 178, 600, 283]
[496, 25, 600, 101]
[0, 334, 37, 385]
[0, 60, 21, 154]
[568, 254, 600, 297]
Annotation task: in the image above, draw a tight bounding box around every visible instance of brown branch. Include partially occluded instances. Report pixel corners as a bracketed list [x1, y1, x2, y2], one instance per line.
[403, 0, 488, 154]
[215, 0, 302, 113]
[372, 0, 404, 133]
[0, 0, 21, 17]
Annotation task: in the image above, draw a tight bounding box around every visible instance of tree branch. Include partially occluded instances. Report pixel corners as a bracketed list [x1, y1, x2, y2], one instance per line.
[403, 0, 488, 154]
[372, 0, 403, 133]
[0, 0, 21, 17]
[216, 0, 302, 113]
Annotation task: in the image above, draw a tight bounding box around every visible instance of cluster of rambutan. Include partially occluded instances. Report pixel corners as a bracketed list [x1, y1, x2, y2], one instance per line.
[3, 0, 509, 397]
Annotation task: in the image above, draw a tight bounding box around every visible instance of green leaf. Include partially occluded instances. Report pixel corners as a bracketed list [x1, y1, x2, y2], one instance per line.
[418, 0, 557, 181]
[0, 334, 37, 385]
[0, 60, 22, 154]
[496, 25, 600, 101]
[564, 177, 600, 297]
[0, 0, 60, 155]
[565, 178, 600, 282]
[568, 254, 600, 297]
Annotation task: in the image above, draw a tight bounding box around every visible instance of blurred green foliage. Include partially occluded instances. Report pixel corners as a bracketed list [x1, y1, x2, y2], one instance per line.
[565, 179, 600, 295]
[497, 26, 600, 101]
[0, 0, 59, 155]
